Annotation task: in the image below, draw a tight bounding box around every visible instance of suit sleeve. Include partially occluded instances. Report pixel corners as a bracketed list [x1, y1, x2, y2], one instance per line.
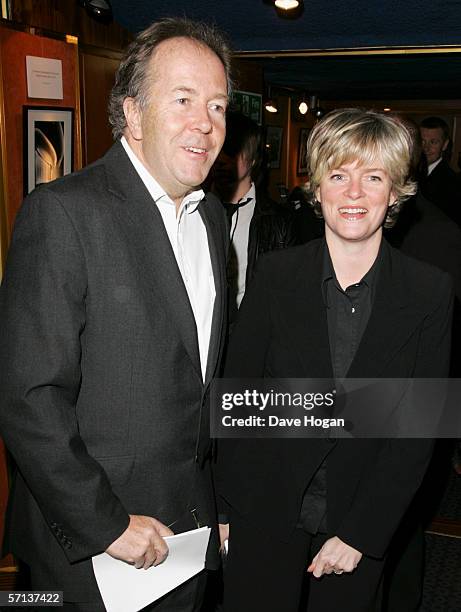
[0, 188, 130, 563]
[335, 271, 454, 558]
[214, 257, 273, 516]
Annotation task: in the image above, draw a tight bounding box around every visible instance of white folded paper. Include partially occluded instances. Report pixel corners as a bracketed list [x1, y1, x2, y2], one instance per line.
[92, 526, 211, 612]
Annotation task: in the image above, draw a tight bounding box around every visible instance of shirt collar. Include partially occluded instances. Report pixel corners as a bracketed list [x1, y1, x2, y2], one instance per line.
[427, 157, 443, 176]
[244, 182, 256, 203]
[121, 136, 204, 215]
[321, 239, 384, 307]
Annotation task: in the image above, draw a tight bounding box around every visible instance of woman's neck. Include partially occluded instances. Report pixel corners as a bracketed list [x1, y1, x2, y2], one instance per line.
[326, 230, 382, 290]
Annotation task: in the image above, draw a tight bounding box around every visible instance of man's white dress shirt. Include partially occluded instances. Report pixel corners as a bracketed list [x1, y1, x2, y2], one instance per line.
[121, 137, 215, 381]
[427, 157, 443, 176]
[228, 183, 256, 308]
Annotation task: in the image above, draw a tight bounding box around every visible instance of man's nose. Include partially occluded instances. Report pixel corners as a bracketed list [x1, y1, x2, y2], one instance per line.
[192, 105, 213, 133]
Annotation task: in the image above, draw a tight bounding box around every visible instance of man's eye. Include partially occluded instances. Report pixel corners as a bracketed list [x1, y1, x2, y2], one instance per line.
[210, 103, 225, 114]
[176, 98, 188, 105]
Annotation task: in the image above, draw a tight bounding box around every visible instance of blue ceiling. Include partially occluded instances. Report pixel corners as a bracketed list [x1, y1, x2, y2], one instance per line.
[109, 0, 461, 100]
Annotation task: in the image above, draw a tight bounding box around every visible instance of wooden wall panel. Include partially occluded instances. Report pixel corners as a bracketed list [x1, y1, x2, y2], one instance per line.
[80, 49, 121, 165]
[0, 26, 80, 231]
[9, 0, 131, 51]
[233, 58, 264, 94]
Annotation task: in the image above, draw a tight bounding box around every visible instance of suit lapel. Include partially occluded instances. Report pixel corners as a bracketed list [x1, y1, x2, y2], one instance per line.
[284, 241, 333, 378]
[347, 241, 415, 378]
[198, 196, 226, 386]
[103, 142, 202, 381]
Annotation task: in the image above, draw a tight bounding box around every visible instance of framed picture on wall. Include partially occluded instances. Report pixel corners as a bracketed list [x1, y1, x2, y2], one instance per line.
[297, 128, 310, 175]
[265, 126, 283, 169]
[23, 106, 74, 195]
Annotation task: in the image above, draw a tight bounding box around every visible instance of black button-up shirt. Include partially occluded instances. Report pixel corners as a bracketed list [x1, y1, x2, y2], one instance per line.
[298, 241, 383, 535]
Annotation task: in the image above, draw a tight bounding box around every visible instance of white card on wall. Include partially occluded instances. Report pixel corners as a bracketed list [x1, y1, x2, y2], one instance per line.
[26, 56, 63, 100]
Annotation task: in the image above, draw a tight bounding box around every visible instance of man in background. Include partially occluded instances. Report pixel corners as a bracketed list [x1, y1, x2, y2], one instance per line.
[419, 116, 461, 225]
[212, 111, 297, 313]
[0, 17, 231, 611]
[382, 114, 461, 612]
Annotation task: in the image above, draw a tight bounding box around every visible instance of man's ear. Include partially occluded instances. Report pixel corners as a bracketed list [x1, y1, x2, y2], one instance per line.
[123, 97, 143, 141]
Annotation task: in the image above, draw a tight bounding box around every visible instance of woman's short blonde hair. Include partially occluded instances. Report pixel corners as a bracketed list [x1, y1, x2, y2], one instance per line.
[306, 108, 417, 228]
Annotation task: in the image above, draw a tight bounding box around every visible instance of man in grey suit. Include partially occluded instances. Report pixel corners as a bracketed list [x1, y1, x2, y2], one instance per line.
[0, 17, 231, 611]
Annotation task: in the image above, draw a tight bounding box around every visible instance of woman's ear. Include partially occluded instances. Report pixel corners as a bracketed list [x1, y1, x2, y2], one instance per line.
[388, 191, 398, 207]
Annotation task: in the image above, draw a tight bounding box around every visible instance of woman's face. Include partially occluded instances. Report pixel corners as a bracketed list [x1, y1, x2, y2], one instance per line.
[316, 158, 395, 246]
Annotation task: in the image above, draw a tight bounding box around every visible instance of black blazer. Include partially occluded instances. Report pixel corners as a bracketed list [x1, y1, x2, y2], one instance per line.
[0, 141, 228, 599]
[419, 158, 461, 226]
[217, 239, 453, 559]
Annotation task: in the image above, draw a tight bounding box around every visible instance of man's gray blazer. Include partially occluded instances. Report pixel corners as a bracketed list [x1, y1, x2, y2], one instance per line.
[0, 140, 228, 600]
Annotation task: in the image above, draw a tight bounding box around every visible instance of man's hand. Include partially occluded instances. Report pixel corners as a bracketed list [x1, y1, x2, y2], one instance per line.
[307, 536, 362, 578]
[219, 522, 229, 552]
[106, 515, 174, 569]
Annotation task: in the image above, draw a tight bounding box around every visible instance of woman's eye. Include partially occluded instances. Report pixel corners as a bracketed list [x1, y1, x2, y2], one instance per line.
[176, 98, 188, 105]
[368, 175, 382, 182]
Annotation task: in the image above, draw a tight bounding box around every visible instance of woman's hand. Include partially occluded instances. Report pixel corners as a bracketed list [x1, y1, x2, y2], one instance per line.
[219, 522, 229, 552]
[307, 536, 362, 578]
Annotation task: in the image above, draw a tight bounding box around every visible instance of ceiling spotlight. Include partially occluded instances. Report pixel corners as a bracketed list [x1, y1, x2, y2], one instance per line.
[265, 100, 279, 113]
[298, 101, 308, 115]
[78, 0, 113, 22]
[298, 93, 309, 115]
[383, 107, 391, 112]
[275, 0, 299, 8]
[274, 0, 304, 18]
[264, 86, 279, 113]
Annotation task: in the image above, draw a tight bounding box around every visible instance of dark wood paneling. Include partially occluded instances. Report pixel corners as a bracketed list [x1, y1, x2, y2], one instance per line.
[9, 0, 131, 50]
[233, 58, 264, 94]
[80, 48, 120, 165]
[0, 26, 80, 230]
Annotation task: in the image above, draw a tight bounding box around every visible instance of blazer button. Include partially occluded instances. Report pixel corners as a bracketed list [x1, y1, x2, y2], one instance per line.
[63, 537, 72, 549]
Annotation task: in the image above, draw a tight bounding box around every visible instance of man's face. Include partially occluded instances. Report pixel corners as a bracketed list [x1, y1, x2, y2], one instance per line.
[125, 37, 228, 206]
[420, 127, 448, 165]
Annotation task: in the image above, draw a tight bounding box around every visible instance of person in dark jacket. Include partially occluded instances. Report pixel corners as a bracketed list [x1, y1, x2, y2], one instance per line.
[212, 111, 298, 312]
[216, 109, 453, 612]
[419, 116, 461, 225]
[380, 115, 461, 612]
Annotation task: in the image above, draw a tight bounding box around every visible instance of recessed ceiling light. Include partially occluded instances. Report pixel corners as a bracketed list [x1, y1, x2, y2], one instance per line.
[275, 0, 300, 9]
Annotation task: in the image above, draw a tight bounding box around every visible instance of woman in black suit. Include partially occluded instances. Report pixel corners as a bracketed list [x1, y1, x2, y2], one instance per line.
[216, 109, 453, 612]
